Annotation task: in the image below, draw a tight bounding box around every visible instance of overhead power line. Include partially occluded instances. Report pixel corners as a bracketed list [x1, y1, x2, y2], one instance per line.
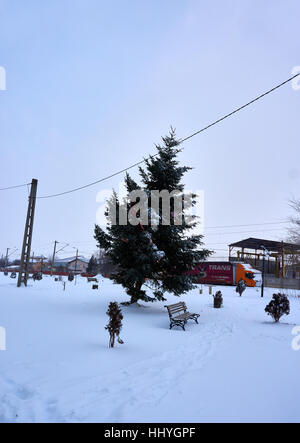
[180, 73, 299, 143]
[204, 221, 289, 229]
[0, 183, 30, 191]
[59, 221, 289, 245]
[205, 227, 286, 236]
[37, 159, 148, 199]
[1, 74, 298, 198]
[35, 72, 299, 200]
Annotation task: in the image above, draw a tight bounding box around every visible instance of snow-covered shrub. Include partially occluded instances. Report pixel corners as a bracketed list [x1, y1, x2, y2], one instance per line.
[265, 293, 290, 323]
[236, 279, 246, 296]
[213, 290, 223, 308]
[105, 302, 124, 348]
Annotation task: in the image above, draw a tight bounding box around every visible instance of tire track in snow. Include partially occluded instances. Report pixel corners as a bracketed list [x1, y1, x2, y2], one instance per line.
[0, 372, 65, 423]
[59, 320, 235, 422]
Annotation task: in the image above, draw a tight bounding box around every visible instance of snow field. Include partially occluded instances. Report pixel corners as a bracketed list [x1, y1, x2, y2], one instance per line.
[0, 274, 299, 423]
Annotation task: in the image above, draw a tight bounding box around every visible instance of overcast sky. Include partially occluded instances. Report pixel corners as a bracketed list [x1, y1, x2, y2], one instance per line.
[0, 0, 299, 260]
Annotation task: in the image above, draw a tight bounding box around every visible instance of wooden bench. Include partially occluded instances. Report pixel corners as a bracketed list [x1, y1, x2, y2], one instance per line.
[87, 277, 98, 283]
[164, 302, 200, 331]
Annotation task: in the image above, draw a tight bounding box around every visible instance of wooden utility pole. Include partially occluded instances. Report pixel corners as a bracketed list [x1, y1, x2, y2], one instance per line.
[5, 248, 9, 271]
[261, 255, 265, 298]
[40, 256, 45, 274]
[31, 251, 34, 273]
[260, 246, 270, 298]
[51, 241, 59, 276]
[17, 179, 38, 287]
[74, 249, 79, 273]
[74, 248, 79, 285]
[281, 241, 285, 278]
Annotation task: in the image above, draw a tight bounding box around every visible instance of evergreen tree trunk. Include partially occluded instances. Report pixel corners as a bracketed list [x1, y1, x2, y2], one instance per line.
[109, 332, 115, 348]
[124, 282, 143, 305]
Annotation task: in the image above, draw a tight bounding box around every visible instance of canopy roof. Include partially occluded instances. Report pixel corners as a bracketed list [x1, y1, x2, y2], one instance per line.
[54, 256, 89, 264]
[229, 237, 300, 253]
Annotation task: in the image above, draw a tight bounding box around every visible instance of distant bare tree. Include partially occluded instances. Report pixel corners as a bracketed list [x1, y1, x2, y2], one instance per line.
[99, 254, 118, 277]
[12, 259, 20, 266]
[0, 255, 6, 268]
[87, 255, 98, 274]
[97, 249, 118, 277]
[286, 199, 300, 277]
[288, 199, 300, 244]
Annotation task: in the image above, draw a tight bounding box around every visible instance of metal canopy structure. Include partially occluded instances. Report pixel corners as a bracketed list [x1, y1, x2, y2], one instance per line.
[228, 237, 300, 278]
[229, 238, 300, 253]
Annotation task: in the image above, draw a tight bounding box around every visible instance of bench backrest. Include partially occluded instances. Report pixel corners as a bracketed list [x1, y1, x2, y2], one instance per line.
[165, 302, 187, 317]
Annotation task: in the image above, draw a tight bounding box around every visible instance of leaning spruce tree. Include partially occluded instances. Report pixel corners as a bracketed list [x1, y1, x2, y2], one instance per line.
[94, 130, 212, 304]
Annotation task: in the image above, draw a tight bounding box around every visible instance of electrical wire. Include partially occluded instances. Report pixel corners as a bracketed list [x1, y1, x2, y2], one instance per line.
[180, 73, 299, 143]
[1, 73, 299, 197]
[0, 183, 30, 191]
[35, 72, 300, 199]
[204, 221, 289, 229]
[205, 227, 286, 236]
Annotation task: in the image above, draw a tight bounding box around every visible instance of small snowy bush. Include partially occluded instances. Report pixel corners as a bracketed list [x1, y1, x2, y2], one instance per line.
[236, 279, 246, 297]
[213, 291, 223, 308]
[105, 302, 124, 348]
[265, 293, 290, 323]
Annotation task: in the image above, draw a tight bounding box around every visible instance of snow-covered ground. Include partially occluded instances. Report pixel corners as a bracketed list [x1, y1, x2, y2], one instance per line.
[0, 273, 299, 423]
